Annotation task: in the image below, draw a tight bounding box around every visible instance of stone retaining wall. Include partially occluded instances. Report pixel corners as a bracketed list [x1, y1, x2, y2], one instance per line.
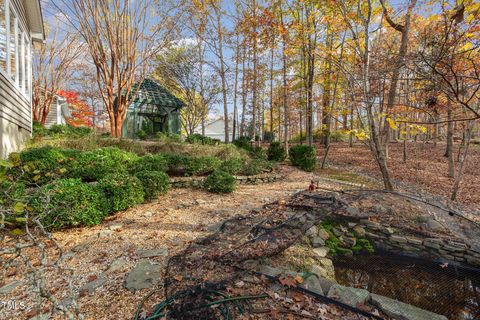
[358, 219, 480, 268]
[170, 173, 281, 188]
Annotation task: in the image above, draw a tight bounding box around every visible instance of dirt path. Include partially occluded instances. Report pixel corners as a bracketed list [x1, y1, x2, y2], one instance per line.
[3, 165, 326, 319]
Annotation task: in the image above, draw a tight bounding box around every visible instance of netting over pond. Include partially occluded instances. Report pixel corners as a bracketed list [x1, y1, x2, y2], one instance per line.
[133, 190, 480, 320]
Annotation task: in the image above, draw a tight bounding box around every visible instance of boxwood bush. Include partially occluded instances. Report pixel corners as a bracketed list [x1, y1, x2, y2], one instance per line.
[289, 144, 317, 172]
[185, 156, 222, 176]
[220, 157, 244, 175]
[70, 147, 139, 181]
[97, 173, 144, 212]
[241, 158, 272, 176]
[267, 141, 286, 162]
[162, 153, 190, 173]
[233, 136, 253, 152]
[203, 170, 236, 193]
[185, 134, 219, 145]
[129, 154, 168, 174]
[30, 178, 107, 230]
[135, 170, 170, 200]
[12, 146, 70, 185]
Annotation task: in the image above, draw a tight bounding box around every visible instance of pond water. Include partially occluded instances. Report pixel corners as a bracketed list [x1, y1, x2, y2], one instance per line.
[333, 253, 480, 320]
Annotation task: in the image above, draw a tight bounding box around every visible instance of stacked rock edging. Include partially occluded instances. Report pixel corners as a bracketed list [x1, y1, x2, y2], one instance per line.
[170, 173, 281, 188]
[357, 219, 480, 268]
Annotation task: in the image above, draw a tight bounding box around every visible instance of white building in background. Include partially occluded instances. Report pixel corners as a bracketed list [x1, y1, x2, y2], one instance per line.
[44, 95, 71, 128]
[0, 0, 44, 158]
[194, 117, 235, 142]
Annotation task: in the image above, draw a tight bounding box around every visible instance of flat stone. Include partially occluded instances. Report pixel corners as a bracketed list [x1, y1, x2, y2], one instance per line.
[108, 223, 123, 231]
[406, 237, 423, 246]
[300, 275, 324, 295]
[195, 199, 207, 205]
[426, 219, 446, 232]
[312, 247, 329, 258]
[342, 237, 356, 248]
[306, 226, 318, 238]
[311, 236, 325, 248]
[207, 222, 223, 233]
[105, 257, 129, 274]
[346, 207, 360, 216]
[373, 204, 388, 214]
[466, 256, 480, 266]
[257, 265, 283, 277]
[332, 228, 343, 237]
[364, 221, 381, 230]
[125, 260, 162, 291]
[390, 235, 407, 243]
[370, 293, 448, 320]
[143, 211, 153, 217]
[327, 284, 370, 307]
[71, 237, 96, 252]
[0, 281, 21, 294]
[352, 225, 366, 238]
[381, 227, 394, 235]
[136, 248, 168, 258]
[318, 229, 330, 240]
[81, 274, 106, 294]
[98, 229, 113, 238]
[424, 238, 442, 249]
[311, 258, 335, 281]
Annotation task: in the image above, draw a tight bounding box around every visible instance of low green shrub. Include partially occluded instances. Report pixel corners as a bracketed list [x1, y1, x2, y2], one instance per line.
[220, 157, 244, 175]
[70, 147, 139, 181]
[289, 145, 317, 172]
[48, 124, 92, 138]
[241, 158, 272, 176]
[156, 132, 182, 143]
[162, 153, 190, 172]
[13, 146, 69, 185]
[30, 179, 107, 230]
[129, 154, 168, 174]
[233, 136, 253, 152]
[203, 170, 236, 193]
[137, 129, 148, 140]
[267, 142, 286, 162]
[185, 156, 222, 176]
[185, 134, 219, 145]
[135, 170, 170, 200]
[97, 173, 144, 213]
[250, 146, 267, 160]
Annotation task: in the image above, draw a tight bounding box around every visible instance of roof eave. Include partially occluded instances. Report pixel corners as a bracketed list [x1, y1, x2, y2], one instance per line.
[24, 0, 45, 42]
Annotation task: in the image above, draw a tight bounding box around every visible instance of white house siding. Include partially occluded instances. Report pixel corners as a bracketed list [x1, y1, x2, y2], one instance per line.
[0, 71, 31, 158]
[0, 0, 44, 158]
[194, 118, 234, 142]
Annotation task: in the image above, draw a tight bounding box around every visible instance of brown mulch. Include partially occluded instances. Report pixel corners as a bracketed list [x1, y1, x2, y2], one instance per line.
[322, 142, 480, 211]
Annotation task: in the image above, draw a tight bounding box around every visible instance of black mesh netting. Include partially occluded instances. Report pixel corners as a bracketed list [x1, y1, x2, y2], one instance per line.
[134, 190, 480, 320]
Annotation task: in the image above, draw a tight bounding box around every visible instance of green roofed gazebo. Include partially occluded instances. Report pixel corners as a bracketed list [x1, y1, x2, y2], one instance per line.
[121, 78, 185, 139]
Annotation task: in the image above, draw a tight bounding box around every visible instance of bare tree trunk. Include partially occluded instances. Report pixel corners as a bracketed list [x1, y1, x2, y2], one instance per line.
[451, 121, 474, 200]
[214, 6, 229, 143]
[251, 0, 258, 142]
[280, 7, 289, 152]
[269, 35, 275, 141]
[233, 38, 240, 142]
[380, 0, 417, 158]
[444, 107, 454, 177]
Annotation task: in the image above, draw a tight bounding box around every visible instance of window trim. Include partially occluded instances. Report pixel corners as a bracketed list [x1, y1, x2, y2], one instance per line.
[0, 0, 31, 102]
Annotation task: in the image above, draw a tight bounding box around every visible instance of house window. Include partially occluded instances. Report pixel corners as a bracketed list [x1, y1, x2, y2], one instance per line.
[9, 5, 15, 81]
[0, 1, 30, 99]
[0, 0, 5, 72]
[18, 25, 23, 91]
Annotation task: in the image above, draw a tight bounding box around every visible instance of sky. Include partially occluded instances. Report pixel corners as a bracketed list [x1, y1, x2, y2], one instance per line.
[39, 0, 446, 119]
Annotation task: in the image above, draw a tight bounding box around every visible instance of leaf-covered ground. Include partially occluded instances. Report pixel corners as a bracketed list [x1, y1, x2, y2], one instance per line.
[323, 142, 480, 211]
